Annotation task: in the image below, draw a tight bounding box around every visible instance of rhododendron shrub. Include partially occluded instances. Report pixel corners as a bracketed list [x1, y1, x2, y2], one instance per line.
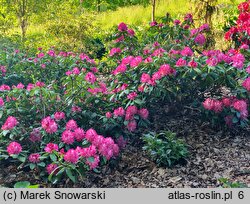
[225, 0, 250, 47]
[0, 1, 250, 184]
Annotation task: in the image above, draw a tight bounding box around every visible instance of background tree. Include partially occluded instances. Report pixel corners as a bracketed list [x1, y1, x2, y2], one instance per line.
[0, 0, 47, 41]
[152, 0, 156, 21]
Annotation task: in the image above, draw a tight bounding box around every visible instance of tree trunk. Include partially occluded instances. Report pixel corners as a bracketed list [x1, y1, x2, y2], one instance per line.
[97, 0, 101, 12]
[151, 0, 156, 22]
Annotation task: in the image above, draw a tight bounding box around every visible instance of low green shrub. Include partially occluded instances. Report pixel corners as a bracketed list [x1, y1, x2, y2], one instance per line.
[143, 131, 188, 167]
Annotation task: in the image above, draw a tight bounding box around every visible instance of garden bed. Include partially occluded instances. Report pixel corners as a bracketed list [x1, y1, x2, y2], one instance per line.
[1, 108, 249, 188]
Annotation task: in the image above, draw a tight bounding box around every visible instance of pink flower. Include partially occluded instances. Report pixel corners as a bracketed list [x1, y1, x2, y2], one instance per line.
[114, 107, 125, 117]
[222, 98, 231, 107]
[181, 47, 194, 57]
[66, 120, 78, 130]
[176, 58, 187, 67]
[141, 73, 151, 83]
[64, 149, 79, 164]
[85, 72, 96, 84]
[44, 143, 58, 153]
[74, 128, 85, 142]
[125, 106, 138, 121]
[122, 56, 134, 65]
[203, 98, 214, 111]
[206, 58, 218, 66]
[199, 23, 210, 31]
[232, 54, 245, 69]
[91, 67, 98, 73]
[85, 128, 98, 142]
[127, 120, 137, 132]
[109, 48, 121, 56]
[158, 64, 175, 76]
[130, 56, 143, 68]
[47, 50, 56, 57]
[194, 34, 206, 45]
[61, 130, 75, 145]
[173, 19, 181, 25]
[46, 164, 58, 174]
[92, 135, 104, 147]
[126, 105, 138, 115]
[98, 137, 119, 160]
[29, 153, 40, 163]
[127, 92, 137, 100]
[242, 77, 250, 91]
[0, 84, 10, 91]
[86, 155, 100, 170]
[16, 83, 25, 89]
[184, 13, 193, 23]
[41, 64, 46, 69]
[35, 81, 45, 88]
[54, 112, 65, 120]
[113, 64, 127, 75]
[115, 35, 125, 42]
[213, 100, 223, 113]
[1, 116, 18, 130]
[152, 71, 162, 81]
[233, 100, 247, 112]
[7, 142, 22, 155]
[118, 22, 128, 31]
[0, 97, 4, 107]
[41, 117, 58, 134]
[138, 108, 149, 119]
[77, 145, 97, 158]
[150, 21, 157, 26]
[29, 128, 42, 142]
[71, 105, 82, 113]
[188, 60, 198, 68]
[127, 29, 135, 36]
[37, 52, 44, 58]
[106, 112, 112, 118]
[144, 57, 153, 63]
[72, 67, 80, 75]
[66, 70, 72, 76]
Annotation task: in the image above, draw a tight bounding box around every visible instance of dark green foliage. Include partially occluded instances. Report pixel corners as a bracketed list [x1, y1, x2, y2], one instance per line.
[143, 131, 188, 167]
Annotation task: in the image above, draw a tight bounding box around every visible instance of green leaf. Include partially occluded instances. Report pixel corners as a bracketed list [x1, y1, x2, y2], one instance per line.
[66, 169, 76, 183]
[2, 130, 9, 136]
[87, 157, 95, 163]
[18, 156, 26, 163]
[29, 163, 36, 170]
[14, 181, 30, 188]
[50, 153, 57, 162]
[37, 162, 46, 167]
[28, 184, 39, 188]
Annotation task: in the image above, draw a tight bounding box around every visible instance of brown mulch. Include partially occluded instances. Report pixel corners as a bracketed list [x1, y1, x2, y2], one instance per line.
[0, 107, 249, 188]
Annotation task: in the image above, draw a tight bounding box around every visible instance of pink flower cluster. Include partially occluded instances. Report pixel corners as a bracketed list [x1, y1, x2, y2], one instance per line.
[117, 22, 135, 37]
[54, 112, 65, 120]
[85, 72, 96, 84]
[29, 128, 42, 142]
[55, 128, 120, 169]
[0, 97, 4, 107]
[112, 105, 149, 132]
[0, 65, 6, 76]
[203, 97, 248, 120]
[109, 48, 121, 57]
[7, 142, 22, 155]
[1, 116, 18, 130]
[29, 153, 40, 163]
[242, 77, 250, 91]
[41, 116, 58, 134]
[44, 143, 59, 153]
